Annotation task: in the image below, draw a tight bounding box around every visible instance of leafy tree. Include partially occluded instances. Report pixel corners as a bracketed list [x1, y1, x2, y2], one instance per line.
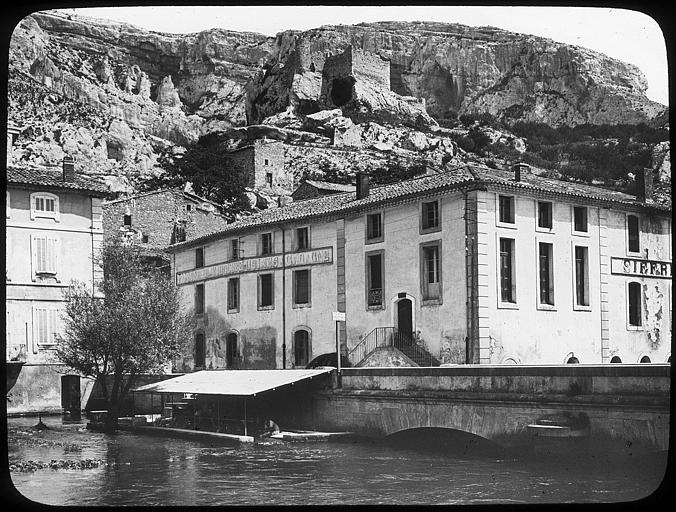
[139, 137, 254, 220]
[56, 243, 191, 432]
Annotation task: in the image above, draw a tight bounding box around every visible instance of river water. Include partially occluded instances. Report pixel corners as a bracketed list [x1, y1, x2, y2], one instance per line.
[7, 416, 668, 506]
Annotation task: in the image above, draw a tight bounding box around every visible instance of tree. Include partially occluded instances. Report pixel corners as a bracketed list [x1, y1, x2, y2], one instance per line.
[56, 242, 191, 432]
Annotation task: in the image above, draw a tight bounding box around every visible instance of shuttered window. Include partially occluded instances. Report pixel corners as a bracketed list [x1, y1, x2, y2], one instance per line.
[293, 269, 311, 306]
[32, 235, 59, 275]
[30, 193, 59, 221]
[34, 308, 59, 347]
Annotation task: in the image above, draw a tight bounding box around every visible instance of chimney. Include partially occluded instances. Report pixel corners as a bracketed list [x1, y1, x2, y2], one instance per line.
[511, 162, 530, 182]
[355, 172, 370, 199]
[635, 168, 654, 203]
[63, 155, 75, 182]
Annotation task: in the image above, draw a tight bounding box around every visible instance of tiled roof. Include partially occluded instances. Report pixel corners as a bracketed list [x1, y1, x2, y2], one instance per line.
[6, 164, 110, 195]
[168, 163, 670, 251]
[104, 187, 223, 211]
[302, 180, 356, 192]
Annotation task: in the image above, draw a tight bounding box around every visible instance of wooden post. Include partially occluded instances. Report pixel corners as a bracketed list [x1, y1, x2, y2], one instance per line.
[243, 397, 248, 436]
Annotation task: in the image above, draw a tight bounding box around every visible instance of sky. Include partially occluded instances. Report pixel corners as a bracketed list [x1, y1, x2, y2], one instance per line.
[63, 5, 669, 106]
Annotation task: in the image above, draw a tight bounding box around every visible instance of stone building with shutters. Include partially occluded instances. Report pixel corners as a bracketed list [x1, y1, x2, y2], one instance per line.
[166, 163, 671, 371]
[6, 158, 110, 414]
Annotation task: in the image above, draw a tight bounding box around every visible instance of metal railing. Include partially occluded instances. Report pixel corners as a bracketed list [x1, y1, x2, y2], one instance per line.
[348, 327, 441, 367]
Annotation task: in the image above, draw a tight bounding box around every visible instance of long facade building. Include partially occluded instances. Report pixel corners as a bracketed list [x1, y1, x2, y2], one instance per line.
[167, 164, 671, 371]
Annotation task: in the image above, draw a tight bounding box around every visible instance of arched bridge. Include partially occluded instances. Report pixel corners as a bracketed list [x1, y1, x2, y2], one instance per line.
[301, 365, 670, 453]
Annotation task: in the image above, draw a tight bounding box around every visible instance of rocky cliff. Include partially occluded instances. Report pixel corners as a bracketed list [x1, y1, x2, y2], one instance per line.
[7, 10, 669, 192]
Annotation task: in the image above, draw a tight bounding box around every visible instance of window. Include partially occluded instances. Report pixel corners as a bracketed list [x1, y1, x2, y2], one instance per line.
[640, 355, 651, 363]
[195, 283, 205, 315]
[32, 235, 59, 276]
[293, 329, 310, 367]
[231, 239, 240, 260]
[265, 172, 273, 186]
[499, 238, 516, 304]
[194, 332, 205, 369]
[498, 195, 515, 224]
[260, 233, 273, 255]
[293, 269, 311, 306]
[421, 200, 440, 232]
[628, 281, 642, 327]
[123, 214, 132, 226]
[366, 251, 384, 307]
[610, 356, 622, 363]
[573, 206, 588, 233]
[566, 356, 580, 364]
[195, 247, 204, 268]
[258, 273, 274, 309]
[366, 212, 383, 242]
[226, 332, 239, 368]
[574, 246, 590, 307]
[627, 214, 640, 253]
[173, 223, 186, 243]
[296, 227, 309, 251]
[227, 278, 240, 312]
[537, 201, 553, 230]
[185, 204, 192, 212]
[265, 159, 269, 166]
[421, 242, 441, 301]
[30, 192, 59, 221]
[142, 234, 149, 244]
[33, 308, 59, 348]
[538, 242, 554, 306]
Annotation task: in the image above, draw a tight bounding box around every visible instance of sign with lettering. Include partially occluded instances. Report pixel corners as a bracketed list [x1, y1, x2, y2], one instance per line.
[610, 257, 672, 279]
[176, 247, 333, 285]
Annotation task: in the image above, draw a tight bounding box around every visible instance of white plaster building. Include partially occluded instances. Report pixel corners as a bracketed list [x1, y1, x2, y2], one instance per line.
[6, 158, 110, 413]
[167, 164, 671, 370]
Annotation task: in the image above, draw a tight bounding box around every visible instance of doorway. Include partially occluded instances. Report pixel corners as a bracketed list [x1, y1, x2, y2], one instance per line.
[61, 375, 81, 418]
[397, 298, 413, 338]
[195, 332, 206, 369]
[226, 332, 238, 368]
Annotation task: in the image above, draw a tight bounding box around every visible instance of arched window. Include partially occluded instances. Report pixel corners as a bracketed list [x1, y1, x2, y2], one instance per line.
[194, 332, 206, 369]
[639, 355, 651, 364]
[226, 332, 239, 368]
[628, 282, 642, 327]
[293, 329, 311, 367]
[610, 356, 622, 364]
[566, 356, 580, 364]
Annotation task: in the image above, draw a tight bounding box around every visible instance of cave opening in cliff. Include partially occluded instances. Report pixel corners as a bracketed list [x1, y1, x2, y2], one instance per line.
[330, 76, 356, 107]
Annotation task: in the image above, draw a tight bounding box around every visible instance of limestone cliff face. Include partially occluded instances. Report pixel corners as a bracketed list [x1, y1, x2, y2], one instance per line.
[8, 10, 668, 187]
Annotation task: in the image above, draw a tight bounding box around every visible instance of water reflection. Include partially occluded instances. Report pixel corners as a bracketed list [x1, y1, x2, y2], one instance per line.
[7, 416, 667, 506]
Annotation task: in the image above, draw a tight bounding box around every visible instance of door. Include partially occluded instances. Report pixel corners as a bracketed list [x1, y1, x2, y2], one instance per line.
[195, 332, 206, 369]
[226, 333, 238, 368]
[61, 375, 81, 416]
[397, 298, 413, 338]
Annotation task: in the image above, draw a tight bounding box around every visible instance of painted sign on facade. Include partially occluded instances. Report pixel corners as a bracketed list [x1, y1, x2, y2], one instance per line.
[610, 257, 672, 279]
[176, 247, 333, 285]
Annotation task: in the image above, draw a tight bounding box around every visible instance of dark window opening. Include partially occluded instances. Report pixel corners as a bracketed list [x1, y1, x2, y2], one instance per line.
[261, 233, 273, 255]
[640, 355, 651, 363]
[538, 201, 553, 229]
[173, 223, 186, 243]
[265, 172, 273, 186]
[366, 213, 383, 241]
[228, 278, 239, 311]
[123, 214, 132, 226]
[186, 204, 192, 212]
[259, 274, 274, 308]
[293, 269, 310, 305]
[294, 330, 310, 367]
[575, 246, 589, 306]
[195, 247, 204, 268]
[142, 234, 149, 244]
[499, 238, 515, 303]
[231, 239, 240, 260]
[226, 333, 238, 368]
[296, 227, 309, 251]
[539, 242, 554, 305]
[499, 195, 515, 224]
[628, 281, 642, 326]
[566, 356, 580, 364]
[195, 284, 205, 315]
[422, 201, 440, 230]
[194, 332, 205, 368]
[628, 215, 640, 253]
[610, 356, 622, 363]
[367, 253, 383, 307]
[574, 206, 588, 233]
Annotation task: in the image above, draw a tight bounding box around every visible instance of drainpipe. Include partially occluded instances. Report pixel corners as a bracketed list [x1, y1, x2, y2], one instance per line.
[281, 227, 287, 369]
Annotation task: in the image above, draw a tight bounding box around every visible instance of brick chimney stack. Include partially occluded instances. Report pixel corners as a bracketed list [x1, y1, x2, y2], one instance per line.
[511, 162, 530, 182]
[62, 155, 76, 182]
[635, 168, 654, 203]
[355, 172, 370, 199]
